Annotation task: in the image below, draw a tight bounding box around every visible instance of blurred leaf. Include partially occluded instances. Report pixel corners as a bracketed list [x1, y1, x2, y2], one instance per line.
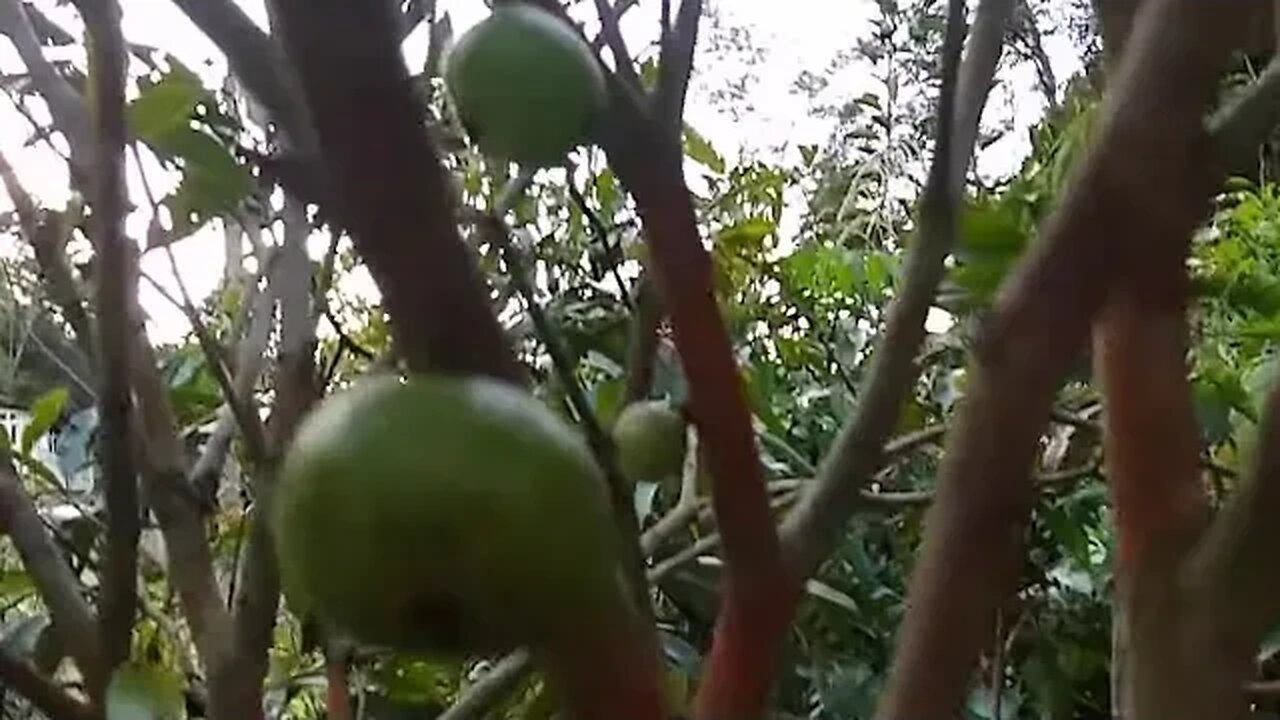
[683, 124, 726, 174]
[105, 662, 185, 720]
[127, 66, 204, 144]
[22, 386, 68, 456]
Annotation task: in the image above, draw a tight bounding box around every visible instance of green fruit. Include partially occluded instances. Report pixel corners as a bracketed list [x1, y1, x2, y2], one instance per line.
[611, 400, 687, 486]
[274, 373, 624, 655]
[443, 3, 607, 167]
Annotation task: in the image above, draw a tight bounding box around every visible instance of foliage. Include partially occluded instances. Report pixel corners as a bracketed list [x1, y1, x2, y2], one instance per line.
[0, 0, 1277, 719]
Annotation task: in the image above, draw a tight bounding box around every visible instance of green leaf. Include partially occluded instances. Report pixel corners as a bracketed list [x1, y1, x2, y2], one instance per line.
[12, 453, 62, 491]
[22, 387, 68, 456]
[683, 124, 726, 174]
[127, 66, 205, 145]
[804, 579, 860, 613]
[106, 662, 185, 720]
[158, 127, 252, 237]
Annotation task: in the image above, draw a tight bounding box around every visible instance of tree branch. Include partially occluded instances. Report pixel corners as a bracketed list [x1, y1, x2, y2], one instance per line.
[0, 456, 102, 688]
[168, 0, 314, 151]
[872, 2, 1245, 716]
[0, 644, 96, 720]
[779, 0, 968, 578]
[1182, 366, 1280, 716]
[949, 0, 1016, 189]
[622, 276, 661, 404]
[592, 0, 644, 95]
[267, 0, 522, 383]
[1211, 54, 1280, 178]
[79, 0, 139, 693]
[0, 0, 92, 172]
[656, 0, 702, 139]
[0, 149, 96, 369]
[232, 195, 318, 713]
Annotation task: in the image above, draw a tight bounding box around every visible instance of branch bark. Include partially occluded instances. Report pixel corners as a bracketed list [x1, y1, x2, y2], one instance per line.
[0, 456, 102, 689]
[232, 195, 318, 713]
[0, 645, 97, 720]
[168, 0, 314, 152]
[1180, 361, 1280, 719]
[80, 0, 140, 693]
[780, 0, 971, 579]
[266, 0, 522, 383]
[0, 0, 92, 174]
[873, 2, 1245, 716]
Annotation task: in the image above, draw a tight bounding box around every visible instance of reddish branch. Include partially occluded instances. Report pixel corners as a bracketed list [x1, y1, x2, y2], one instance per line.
[873, 2, 1245, 717]
[1088, 5, 1212, 715]
[266, 0, 523, 384]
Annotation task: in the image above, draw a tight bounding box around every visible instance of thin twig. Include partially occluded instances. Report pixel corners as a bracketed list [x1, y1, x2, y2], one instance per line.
[482, 213, 653, 626]
[591, 0, 644, 94]
[0, 0, 92, 171]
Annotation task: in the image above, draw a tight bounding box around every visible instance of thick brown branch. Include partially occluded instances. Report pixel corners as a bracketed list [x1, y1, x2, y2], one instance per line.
[873, 3, 1245, 716]
[1094, 298, 1208, 719]
[80, 0, 140, 688]
[267, 0, 522, 383]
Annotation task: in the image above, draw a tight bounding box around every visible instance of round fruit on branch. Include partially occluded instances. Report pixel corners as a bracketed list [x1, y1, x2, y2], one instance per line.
[273, 373, 627, 655]
[443, 3, 607, 168]
[611, 399, 688, 487]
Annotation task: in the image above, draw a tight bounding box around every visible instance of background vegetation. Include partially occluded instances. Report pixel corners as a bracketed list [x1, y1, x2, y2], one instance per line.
[1, 0, 1280, 718]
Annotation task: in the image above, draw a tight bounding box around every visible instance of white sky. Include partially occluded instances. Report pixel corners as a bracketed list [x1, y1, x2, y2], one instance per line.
[0, 0, 1081, 345]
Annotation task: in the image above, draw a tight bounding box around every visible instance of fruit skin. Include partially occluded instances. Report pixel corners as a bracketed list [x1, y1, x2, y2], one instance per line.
[443, 3, 607, 167]
[611, 400, 688, 486]
[273, 373, 624, 655]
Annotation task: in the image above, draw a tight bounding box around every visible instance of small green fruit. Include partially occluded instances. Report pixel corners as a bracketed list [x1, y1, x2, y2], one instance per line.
[611, 400, 687, 486]
[274, 373, 623, 655]
[443, 4, 607, 167]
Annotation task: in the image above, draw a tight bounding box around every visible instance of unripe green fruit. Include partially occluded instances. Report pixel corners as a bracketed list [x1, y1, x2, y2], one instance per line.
[443, 3, 607, 167]
[611, 400, 687, 486]
[274, 374, 624, 655]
